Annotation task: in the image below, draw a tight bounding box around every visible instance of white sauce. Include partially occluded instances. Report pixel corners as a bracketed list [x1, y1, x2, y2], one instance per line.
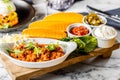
[94, 25, 116, 39]
[0, 0, 16, 16]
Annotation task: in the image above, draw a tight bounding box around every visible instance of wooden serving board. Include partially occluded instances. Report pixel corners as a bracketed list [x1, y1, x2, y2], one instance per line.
[0, 43, 120, 80]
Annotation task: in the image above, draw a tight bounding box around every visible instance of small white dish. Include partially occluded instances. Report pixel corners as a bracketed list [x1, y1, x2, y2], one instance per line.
[83, 15, 107, 28]
[92, 26, 117, 48]
[0, 38, 77, 68]
[66, 23, 92, 37]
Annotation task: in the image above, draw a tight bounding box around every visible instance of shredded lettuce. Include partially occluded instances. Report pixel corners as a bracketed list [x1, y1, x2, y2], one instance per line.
[33, 47, 41, 57]
[25, 42, 42, 56]
[14, 50, 23, 55]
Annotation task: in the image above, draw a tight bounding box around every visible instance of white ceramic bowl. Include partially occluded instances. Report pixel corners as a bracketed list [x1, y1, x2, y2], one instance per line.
[0, 38, 77, 68]
[66, 23, 92, 37]
[83, 15, 107, 28]
[92, 26, 117, 48]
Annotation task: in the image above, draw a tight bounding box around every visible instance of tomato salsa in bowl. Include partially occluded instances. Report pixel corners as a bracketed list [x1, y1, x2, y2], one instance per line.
[66, 23, 92, 37]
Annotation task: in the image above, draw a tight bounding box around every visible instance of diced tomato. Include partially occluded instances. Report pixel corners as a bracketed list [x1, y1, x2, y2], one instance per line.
[84, 29, 89, 34]
[70, 26, 89, 36]
[71, 27, 78, 35]
[79, 26, 85, 30]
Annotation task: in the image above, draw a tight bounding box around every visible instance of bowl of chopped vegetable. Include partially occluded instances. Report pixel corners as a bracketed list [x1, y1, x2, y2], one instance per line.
[66, 23, 92, 37]
[0, 38, 77, 68]
[83, 12, 107, 28]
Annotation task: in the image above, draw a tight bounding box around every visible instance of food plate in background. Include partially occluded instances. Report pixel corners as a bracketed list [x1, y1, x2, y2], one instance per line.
[0, 0, 35, 33]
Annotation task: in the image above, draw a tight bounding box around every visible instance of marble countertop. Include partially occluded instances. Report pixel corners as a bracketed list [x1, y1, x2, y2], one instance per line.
[0, 0, 120, 80]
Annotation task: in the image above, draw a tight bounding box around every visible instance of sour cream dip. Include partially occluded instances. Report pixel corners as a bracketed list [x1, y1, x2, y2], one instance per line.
[94, 25, 117, 39]
[92, 25, 117, 48]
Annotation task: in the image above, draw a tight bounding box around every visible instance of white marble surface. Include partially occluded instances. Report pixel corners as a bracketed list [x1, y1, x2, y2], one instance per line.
[0, 0, 120, 80]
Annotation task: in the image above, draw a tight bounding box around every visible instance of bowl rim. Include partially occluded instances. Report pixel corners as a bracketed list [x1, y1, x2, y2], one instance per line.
[82, 15, 107, 28]
[92, 26, 117, 40]
[66, 23, 92, 37]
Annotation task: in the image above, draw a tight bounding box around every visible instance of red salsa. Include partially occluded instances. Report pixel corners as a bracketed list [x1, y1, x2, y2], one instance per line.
[70, 26, 89, 36]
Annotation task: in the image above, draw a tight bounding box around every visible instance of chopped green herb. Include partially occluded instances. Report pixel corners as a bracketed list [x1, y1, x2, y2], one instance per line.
[6, 49, 14, 53]
[7, 49, 23, 55]
[61, 37, 71, 41]
[47, 44, 56, 51]
[7, 5, 12, 11]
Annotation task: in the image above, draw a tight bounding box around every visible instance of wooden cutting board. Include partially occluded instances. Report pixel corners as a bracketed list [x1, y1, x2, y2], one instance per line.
[0, 43, 120, 80]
